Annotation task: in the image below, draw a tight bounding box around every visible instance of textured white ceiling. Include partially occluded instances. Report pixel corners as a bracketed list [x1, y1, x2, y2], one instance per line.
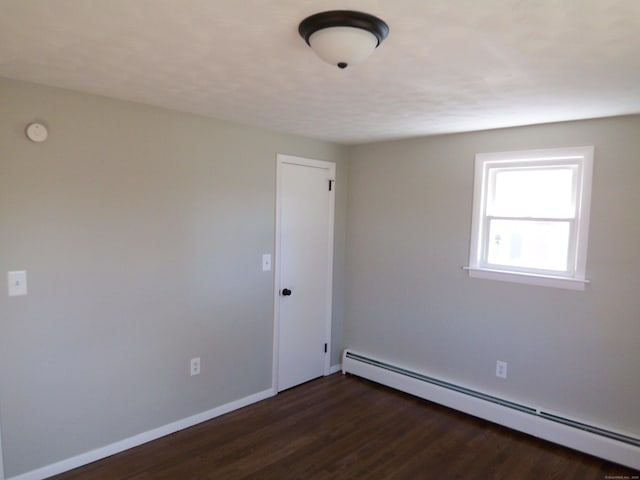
[1, 0, 639, 144]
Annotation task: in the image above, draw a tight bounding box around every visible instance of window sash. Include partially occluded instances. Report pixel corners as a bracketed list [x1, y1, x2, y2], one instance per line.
[479, 160, 583, 276]
[468, 146, 593, 289]
[486, 165, 579, 219]
[480, 216, 577, 276]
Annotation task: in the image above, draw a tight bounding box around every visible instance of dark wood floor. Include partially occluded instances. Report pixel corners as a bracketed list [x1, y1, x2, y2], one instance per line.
[50, 373, 638, 479]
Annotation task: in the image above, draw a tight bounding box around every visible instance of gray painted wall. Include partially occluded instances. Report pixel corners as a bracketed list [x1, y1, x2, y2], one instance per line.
[345, 116, 640, 438]
[2, 76, 638, 477]
[0, 77, 347, 477]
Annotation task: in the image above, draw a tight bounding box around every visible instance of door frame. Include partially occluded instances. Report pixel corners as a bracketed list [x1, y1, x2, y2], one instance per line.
[0, 415, 4, 480]
[272, 154, 336, 392]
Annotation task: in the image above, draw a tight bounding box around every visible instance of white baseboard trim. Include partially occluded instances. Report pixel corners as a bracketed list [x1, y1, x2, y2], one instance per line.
[8, 388, 274, 480]
[327, 363, 342, 375]
[343, 349, 640, 471]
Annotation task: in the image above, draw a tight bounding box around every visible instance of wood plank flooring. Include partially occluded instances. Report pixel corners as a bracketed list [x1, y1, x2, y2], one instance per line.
[50, 373, 638, 479]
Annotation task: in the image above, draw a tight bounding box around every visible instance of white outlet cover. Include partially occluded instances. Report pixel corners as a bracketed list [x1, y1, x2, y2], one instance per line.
[190, 357, 201, 376]
[496, 360, 508, 379]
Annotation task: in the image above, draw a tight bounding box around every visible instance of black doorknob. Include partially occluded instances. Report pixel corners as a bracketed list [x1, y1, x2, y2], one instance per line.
[281, 288, 292, 296]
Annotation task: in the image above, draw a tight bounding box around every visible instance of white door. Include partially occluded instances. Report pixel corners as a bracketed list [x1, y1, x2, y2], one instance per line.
[274, 154, 335, 392]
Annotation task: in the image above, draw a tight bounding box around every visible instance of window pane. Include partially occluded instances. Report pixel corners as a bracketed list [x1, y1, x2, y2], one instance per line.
[490, 167, 575, 218]
[487, 219, 570, 272]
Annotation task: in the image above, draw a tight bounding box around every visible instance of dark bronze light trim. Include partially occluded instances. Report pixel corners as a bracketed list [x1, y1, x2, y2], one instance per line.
[298, 10, 389, 48]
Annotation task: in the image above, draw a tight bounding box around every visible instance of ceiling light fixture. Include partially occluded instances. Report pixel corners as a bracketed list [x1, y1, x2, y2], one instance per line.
[298, 10, 389, 69]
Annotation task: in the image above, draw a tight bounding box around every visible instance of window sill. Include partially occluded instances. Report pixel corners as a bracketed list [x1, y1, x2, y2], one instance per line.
[463, 266, 589, 291]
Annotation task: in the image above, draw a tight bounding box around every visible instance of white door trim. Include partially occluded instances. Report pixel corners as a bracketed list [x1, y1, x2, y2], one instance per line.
[0, 417, 5, 480]
[272, 154, 336, 392]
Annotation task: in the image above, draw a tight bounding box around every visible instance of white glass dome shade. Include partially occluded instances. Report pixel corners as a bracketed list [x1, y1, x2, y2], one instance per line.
[299, 11, 389, 69]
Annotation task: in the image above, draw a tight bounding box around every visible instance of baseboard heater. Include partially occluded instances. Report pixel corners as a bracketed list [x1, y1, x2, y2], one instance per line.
[342, 350, 640, 470]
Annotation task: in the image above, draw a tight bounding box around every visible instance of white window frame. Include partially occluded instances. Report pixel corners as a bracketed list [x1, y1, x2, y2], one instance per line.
[467, 146, 594, 290]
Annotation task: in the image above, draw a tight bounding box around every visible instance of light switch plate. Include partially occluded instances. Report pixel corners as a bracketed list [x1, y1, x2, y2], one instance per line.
[262, 254, 271, 271]
[8, 270, 27, 296]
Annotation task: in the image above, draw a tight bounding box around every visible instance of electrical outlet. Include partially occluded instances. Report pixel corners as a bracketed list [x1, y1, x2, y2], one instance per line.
[190, 357, 201, 376]
[496, 360, 508, 379]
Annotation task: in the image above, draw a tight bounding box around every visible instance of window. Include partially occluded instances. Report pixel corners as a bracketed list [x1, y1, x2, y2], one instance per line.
[467, 146, 593, 290]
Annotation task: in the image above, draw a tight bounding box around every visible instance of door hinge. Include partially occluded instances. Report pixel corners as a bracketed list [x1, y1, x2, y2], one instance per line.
[324, 343, 328, 353]
[328, 180, 334, 191]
